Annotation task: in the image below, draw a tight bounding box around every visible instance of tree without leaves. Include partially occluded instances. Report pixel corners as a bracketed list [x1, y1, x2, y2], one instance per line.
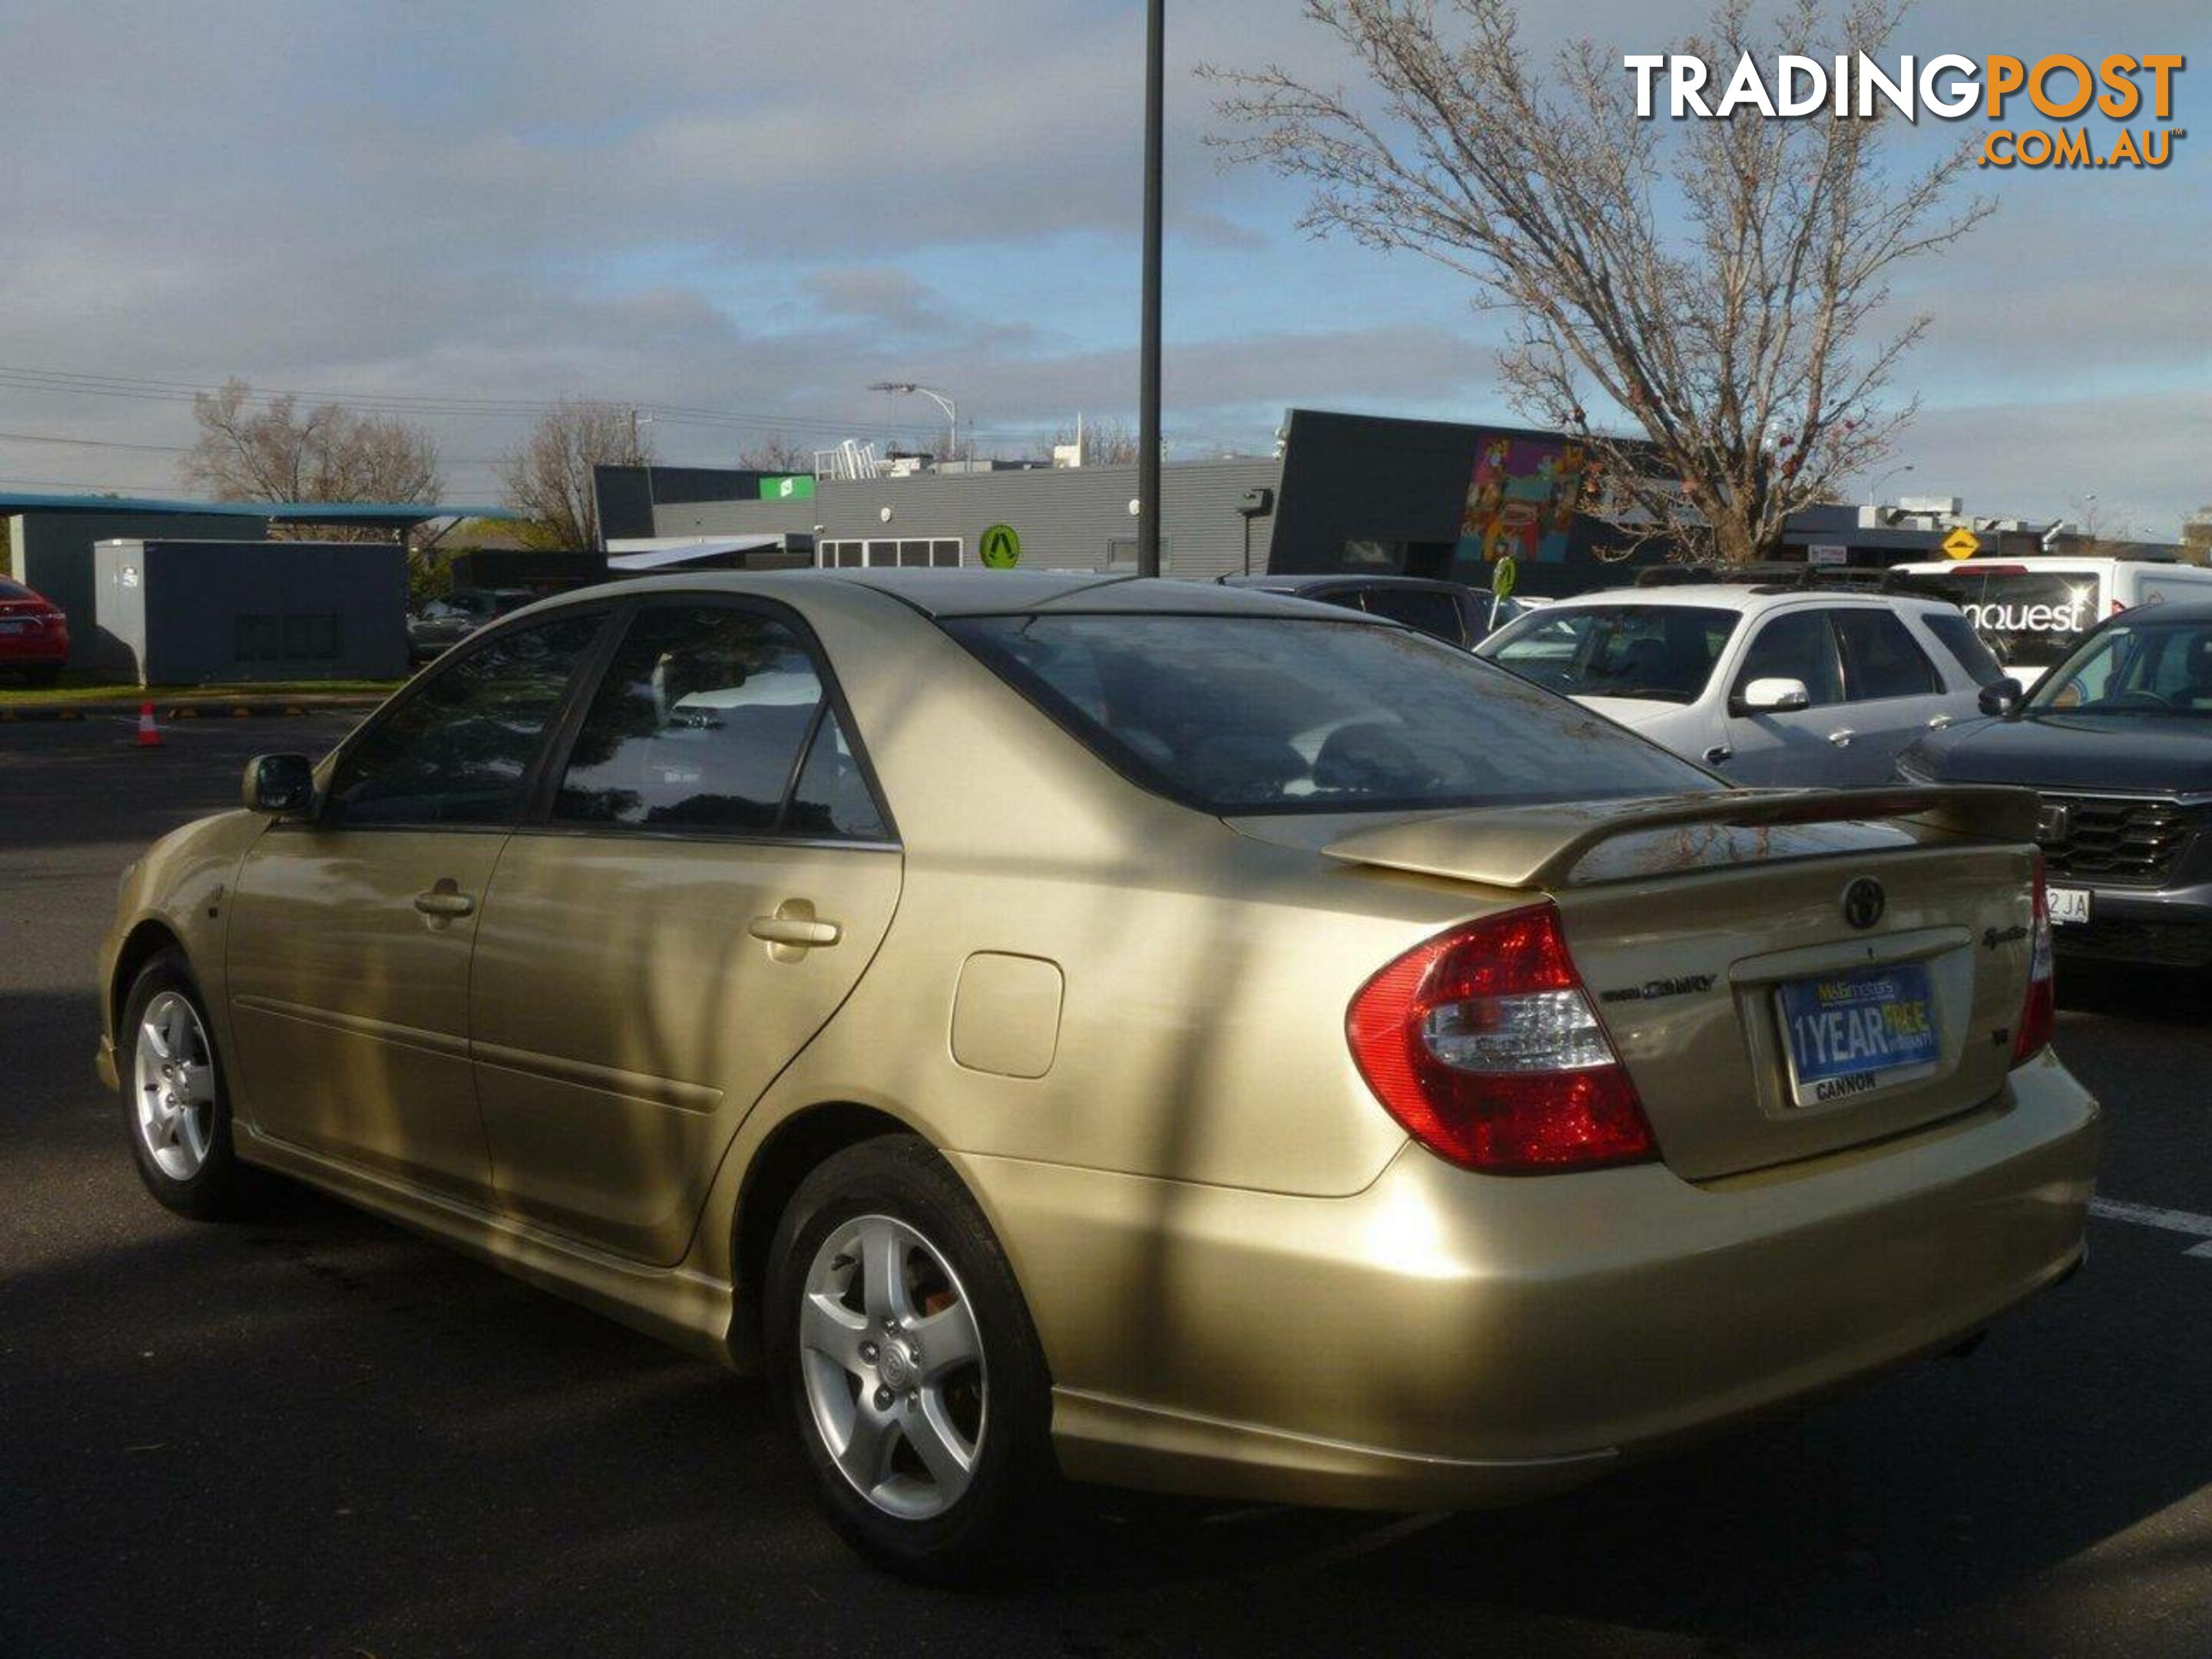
[180, 379, 443, 537]
[736, 432, 816, 473]
[1204, 0, 1992, 563]
[498, 400, 652, 551]
[1042, 416, 1141, 466]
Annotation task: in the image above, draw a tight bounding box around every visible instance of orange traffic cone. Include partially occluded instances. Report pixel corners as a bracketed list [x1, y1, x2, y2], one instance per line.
[136, 701, 162, 748]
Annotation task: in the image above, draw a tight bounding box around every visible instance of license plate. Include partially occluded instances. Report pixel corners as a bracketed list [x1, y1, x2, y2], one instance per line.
[2048, 886, 2091, 926]
[1776, 962, 1940, 1108]
[0, 620, 25, 635]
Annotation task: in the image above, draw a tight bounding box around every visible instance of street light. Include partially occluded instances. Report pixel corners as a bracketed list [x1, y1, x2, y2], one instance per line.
[1866, 463, 1914, 511]
[1136, 0, 1164, 578]
[867, 382, 959, 465]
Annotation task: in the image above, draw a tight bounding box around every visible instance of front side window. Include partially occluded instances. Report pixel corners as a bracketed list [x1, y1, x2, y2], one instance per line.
[949, 614, 1717, 816]
[555, 604, 886, 836]
[1482, 604, 1738, 703]
[1734, 611, 1844, 707]
[1833, 609, 1939, 701]
[324, 613, 604, 826]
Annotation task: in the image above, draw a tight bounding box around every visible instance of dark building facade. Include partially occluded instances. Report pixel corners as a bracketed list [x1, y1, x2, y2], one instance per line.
[89, 539, 407, 686]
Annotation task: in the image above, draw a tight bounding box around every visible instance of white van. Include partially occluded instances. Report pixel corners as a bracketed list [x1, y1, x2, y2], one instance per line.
[1892, 557, 2212, 687]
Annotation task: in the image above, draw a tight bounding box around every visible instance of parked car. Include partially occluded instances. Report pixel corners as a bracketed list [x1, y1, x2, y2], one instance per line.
[0, 576, 71, 684]
[1219, 572, 1513, 646]
[1897, 600, 2212, 967]
[101, 571, 2094, 1581]
[1892, 556, 2212, 689]
[406, 587, 535, 662]
[1478, 580, 2009, 786]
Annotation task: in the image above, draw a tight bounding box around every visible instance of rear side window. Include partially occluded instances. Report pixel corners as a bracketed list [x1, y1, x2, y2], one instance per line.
[946, 614, 1717, 816]
[1360, 588, 1468, 645]
[1833, 609, 1939, 700]
[555, 604, 886, 839]
[1734, 611, 1843, 707]
[1919, 611, 2008, 687]
[326, 614, 604, 826]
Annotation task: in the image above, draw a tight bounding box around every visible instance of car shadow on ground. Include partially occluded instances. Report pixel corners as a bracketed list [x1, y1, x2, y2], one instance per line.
[7, 1164, 2206, 1657]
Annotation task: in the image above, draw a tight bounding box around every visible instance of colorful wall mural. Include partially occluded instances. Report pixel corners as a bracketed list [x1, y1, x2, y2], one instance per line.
[1458, 435, 1590, 566]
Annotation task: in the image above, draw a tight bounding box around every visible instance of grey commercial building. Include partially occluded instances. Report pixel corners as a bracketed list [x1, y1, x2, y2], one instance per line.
[11, 507, 271, 670]
[89, 540, 408, 686]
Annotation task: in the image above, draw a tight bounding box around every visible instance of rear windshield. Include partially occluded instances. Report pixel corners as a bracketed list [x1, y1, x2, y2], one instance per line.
[1479, 604, 1738, 703]
[1921, 570, 2100, 671]
[0, 578, 31, 601]
[945, 614, 1717, 816]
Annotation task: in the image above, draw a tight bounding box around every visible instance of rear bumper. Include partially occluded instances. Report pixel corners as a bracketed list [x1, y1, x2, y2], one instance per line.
[952, 1052, 2098, 1511]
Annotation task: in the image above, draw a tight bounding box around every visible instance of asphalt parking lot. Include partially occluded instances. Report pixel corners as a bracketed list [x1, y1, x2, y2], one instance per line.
[3, 713, 2208, 1659]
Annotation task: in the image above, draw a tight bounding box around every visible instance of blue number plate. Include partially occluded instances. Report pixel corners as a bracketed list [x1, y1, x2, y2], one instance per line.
[1776, 962, 1939, 1107]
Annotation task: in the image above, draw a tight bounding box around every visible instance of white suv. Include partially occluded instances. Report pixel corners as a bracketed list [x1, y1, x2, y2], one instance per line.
[1476, 582, 2006, 786]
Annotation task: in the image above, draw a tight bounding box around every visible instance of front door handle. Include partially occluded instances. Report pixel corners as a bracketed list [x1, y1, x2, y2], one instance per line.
[1827, 728, 1855, 747]
[1702, 744, 1734, 766]
[412, 879, 475, 919]
[1928, 714, 1955, 729]
[750, 899, 841, 955]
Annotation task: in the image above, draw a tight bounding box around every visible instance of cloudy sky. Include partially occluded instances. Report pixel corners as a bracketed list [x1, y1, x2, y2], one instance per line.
[0, 0, 2206, 533]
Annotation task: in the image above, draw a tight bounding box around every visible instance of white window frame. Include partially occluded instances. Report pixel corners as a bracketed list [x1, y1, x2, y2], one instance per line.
[817, 538, 962, 570]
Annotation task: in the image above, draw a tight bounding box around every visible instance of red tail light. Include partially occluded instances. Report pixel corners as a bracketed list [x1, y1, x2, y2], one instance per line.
[2012, 855, 2055, 1065]
[1346, 904, 1657, 1174]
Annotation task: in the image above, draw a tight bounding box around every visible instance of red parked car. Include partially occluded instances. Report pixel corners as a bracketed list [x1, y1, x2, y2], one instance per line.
[0, 578, 70, 684]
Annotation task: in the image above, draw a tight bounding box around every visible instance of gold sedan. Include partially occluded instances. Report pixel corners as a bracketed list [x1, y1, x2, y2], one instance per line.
[98, 571, 2098, 1581]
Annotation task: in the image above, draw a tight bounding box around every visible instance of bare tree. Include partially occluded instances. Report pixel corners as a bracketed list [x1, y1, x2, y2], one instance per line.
[1205, 0, 1992, 563]
[498, 400, 652, 551]
[181, 378, 443, 514]
[1042, 416, 1141, 466]
[737, 432, 815, 472]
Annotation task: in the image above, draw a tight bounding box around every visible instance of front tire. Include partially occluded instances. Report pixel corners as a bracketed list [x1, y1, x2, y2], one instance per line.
[765, 1136, 1055, 1584]
[121, 950, 257, 1220]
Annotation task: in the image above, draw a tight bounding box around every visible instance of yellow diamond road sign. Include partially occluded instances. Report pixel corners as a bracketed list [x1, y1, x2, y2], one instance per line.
[1941, 527, 1982, 561]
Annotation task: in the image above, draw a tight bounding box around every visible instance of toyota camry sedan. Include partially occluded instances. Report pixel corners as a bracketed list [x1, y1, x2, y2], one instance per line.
[98, 571, 2098, 1581]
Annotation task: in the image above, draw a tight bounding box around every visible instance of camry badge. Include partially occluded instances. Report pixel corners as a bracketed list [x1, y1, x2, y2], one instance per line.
[1842, 877, 1886, 930]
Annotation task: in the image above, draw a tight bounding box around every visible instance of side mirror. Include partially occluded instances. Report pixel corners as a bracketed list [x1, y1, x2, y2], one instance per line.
[1739, 677, 1812, 714]
[1979, 677, 2024, 717]
[243, 753, 316, 816]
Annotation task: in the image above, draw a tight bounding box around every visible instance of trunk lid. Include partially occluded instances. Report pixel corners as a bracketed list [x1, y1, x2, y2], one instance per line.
[1237, 786, 2042, 1181]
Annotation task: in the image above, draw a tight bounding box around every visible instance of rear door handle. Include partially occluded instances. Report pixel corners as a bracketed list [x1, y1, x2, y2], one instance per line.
[1702, 744, 1734, 766]
[750, 899, 841, 952]
[412, 879, 475, 919]
[1827, 729, 1855, 747]
[1928, 714, 1955, 729]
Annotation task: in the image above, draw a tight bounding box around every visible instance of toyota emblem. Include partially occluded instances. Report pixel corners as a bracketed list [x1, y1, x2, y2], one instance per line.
[1842, 877, 1886, 930]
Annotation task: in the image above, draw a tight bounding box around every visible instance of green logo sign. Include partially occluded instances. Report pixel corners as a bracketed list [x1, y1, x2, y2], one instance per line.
[1491, 555, 1518, 600]
[979, 524, 1022, 568]
[758, 474, 816, 501]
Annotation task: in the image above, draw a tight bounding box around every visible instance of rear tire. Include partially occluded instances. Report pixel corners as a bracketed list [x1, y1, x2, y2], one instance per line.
[764, 1135, 1055, 1584]
[120, 950, 259, 1220]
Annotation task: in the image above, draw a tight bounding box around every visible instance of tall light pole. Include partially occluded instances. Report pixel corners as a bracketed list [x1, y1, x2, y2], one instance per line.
[1136, 0, 1164, 578]
[868, 382, 959, 464]
[1865, 463, 1913, 511]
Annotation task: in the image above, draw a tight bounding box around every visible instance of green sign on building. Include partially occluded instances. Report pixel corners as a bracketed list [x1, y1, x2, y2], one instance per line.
[758, 475, 816, 502]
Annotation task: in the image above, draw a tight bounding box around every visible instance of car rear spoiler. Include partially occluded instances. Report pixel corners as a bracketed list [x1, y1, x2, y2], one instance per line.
[1318, 786, 2041, 892]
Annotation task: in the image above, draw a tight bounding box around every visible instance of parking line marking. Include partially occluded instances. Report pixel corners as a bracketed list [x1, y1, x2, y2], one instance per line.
[2090, 1197, 2212, 1259]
